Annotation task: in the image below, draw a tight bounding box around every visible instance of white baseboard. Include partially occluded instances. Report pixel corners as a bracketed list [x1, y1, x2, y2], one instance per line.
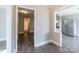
[34, 38, 62, 48]
[49, 39, 61, 46]
[34, 39, 61, 47]
[35, 40, 49, 47]
[0, 38, 6, 41]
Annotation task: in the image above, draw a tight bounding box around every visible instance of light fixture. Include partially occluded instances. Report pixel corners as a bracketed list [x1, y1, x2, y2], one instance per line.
[20, 10, 28, 14]
[24, 11, 28, 14]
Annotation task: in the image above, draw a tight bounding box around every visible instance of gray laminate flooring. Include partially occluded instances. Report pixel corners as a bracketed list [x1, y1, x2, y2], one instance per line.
[0, 40, 6, 53]
[62, 34, 79, 53]
[18, 33, 79, 53]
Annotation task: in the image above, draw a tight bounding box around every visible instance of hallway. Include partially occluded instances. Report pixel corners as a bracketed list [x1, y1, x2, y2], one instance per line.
[18, 32, 34, 53]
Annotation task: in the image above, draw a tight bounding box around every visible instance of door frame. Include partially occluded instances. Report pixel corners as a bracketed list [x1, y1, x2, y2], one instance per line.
[16, 6, 36, 52]
[55, 5, 74, 47]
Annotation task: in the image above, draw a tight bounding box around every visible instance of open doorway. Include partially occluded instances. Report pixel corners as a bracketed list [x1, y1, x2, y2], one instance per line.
[57, 6, 79, 52]
[17, 7, 34, 53]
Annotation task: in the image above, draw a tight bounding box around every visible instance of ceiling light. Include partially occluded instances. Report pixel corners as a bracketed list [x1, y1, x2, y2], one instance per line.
[20, 10, 28, 14]
[24, 11, 28, 14]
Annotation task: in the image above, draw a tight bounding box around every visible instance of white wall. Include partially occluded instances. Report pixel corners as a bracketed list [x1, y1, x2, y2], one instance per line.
[0, 6, 13, 53]
[50, 11, 62, 46]
[0, 8, 6, 41]
[49, 6, 65, 46]
[11, 6, 17, 53]
[34, 7, 50, 46]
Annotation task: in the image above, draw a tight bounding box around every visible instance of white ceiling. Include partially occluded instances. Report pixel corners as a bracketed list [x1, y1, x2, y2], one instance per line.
[49, 5, 65, 9]
[60, 5, 79, 16]
[46, 5, 65, 10]
[19, 5, 75, 16]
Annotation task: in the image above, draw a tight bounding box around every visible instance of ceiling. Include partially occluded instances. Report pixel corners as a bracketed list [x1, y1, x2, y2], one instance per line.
[48, 5, 65, 9]
[18, 5, 73, 17]
[60, 5, 79, 16]
[18, 5, 66, 17]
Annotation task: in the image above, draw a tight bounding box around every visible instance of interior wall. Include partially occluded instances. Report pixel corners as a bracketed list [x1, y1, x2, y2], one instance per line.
[50, 6, 65, 46]
[11, 6, 17, 53]
[50, 10, 62, 46]
[0, 8, 6, 41]
[34, 6, 50, 46]
[4, 5, 13, 53]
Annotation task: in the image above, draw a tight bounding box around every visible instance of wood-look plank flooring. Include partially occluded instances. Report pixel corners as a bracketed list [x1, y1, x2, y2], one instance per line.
[18, 33, 79, 53]
[0, 40, 6, 53]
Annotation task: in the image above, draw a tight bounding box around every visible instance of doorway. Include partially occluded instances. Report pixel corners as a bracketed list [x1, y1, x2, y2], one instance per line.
[17, 7, 34, 53]
[61, 14, 79, 52]
[56, 5, 79, 52]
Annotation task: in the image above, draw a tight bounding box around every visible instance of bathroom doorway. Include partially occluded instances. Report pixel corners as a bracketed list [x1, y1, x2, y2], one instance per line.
[17, 7, 34, 53]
